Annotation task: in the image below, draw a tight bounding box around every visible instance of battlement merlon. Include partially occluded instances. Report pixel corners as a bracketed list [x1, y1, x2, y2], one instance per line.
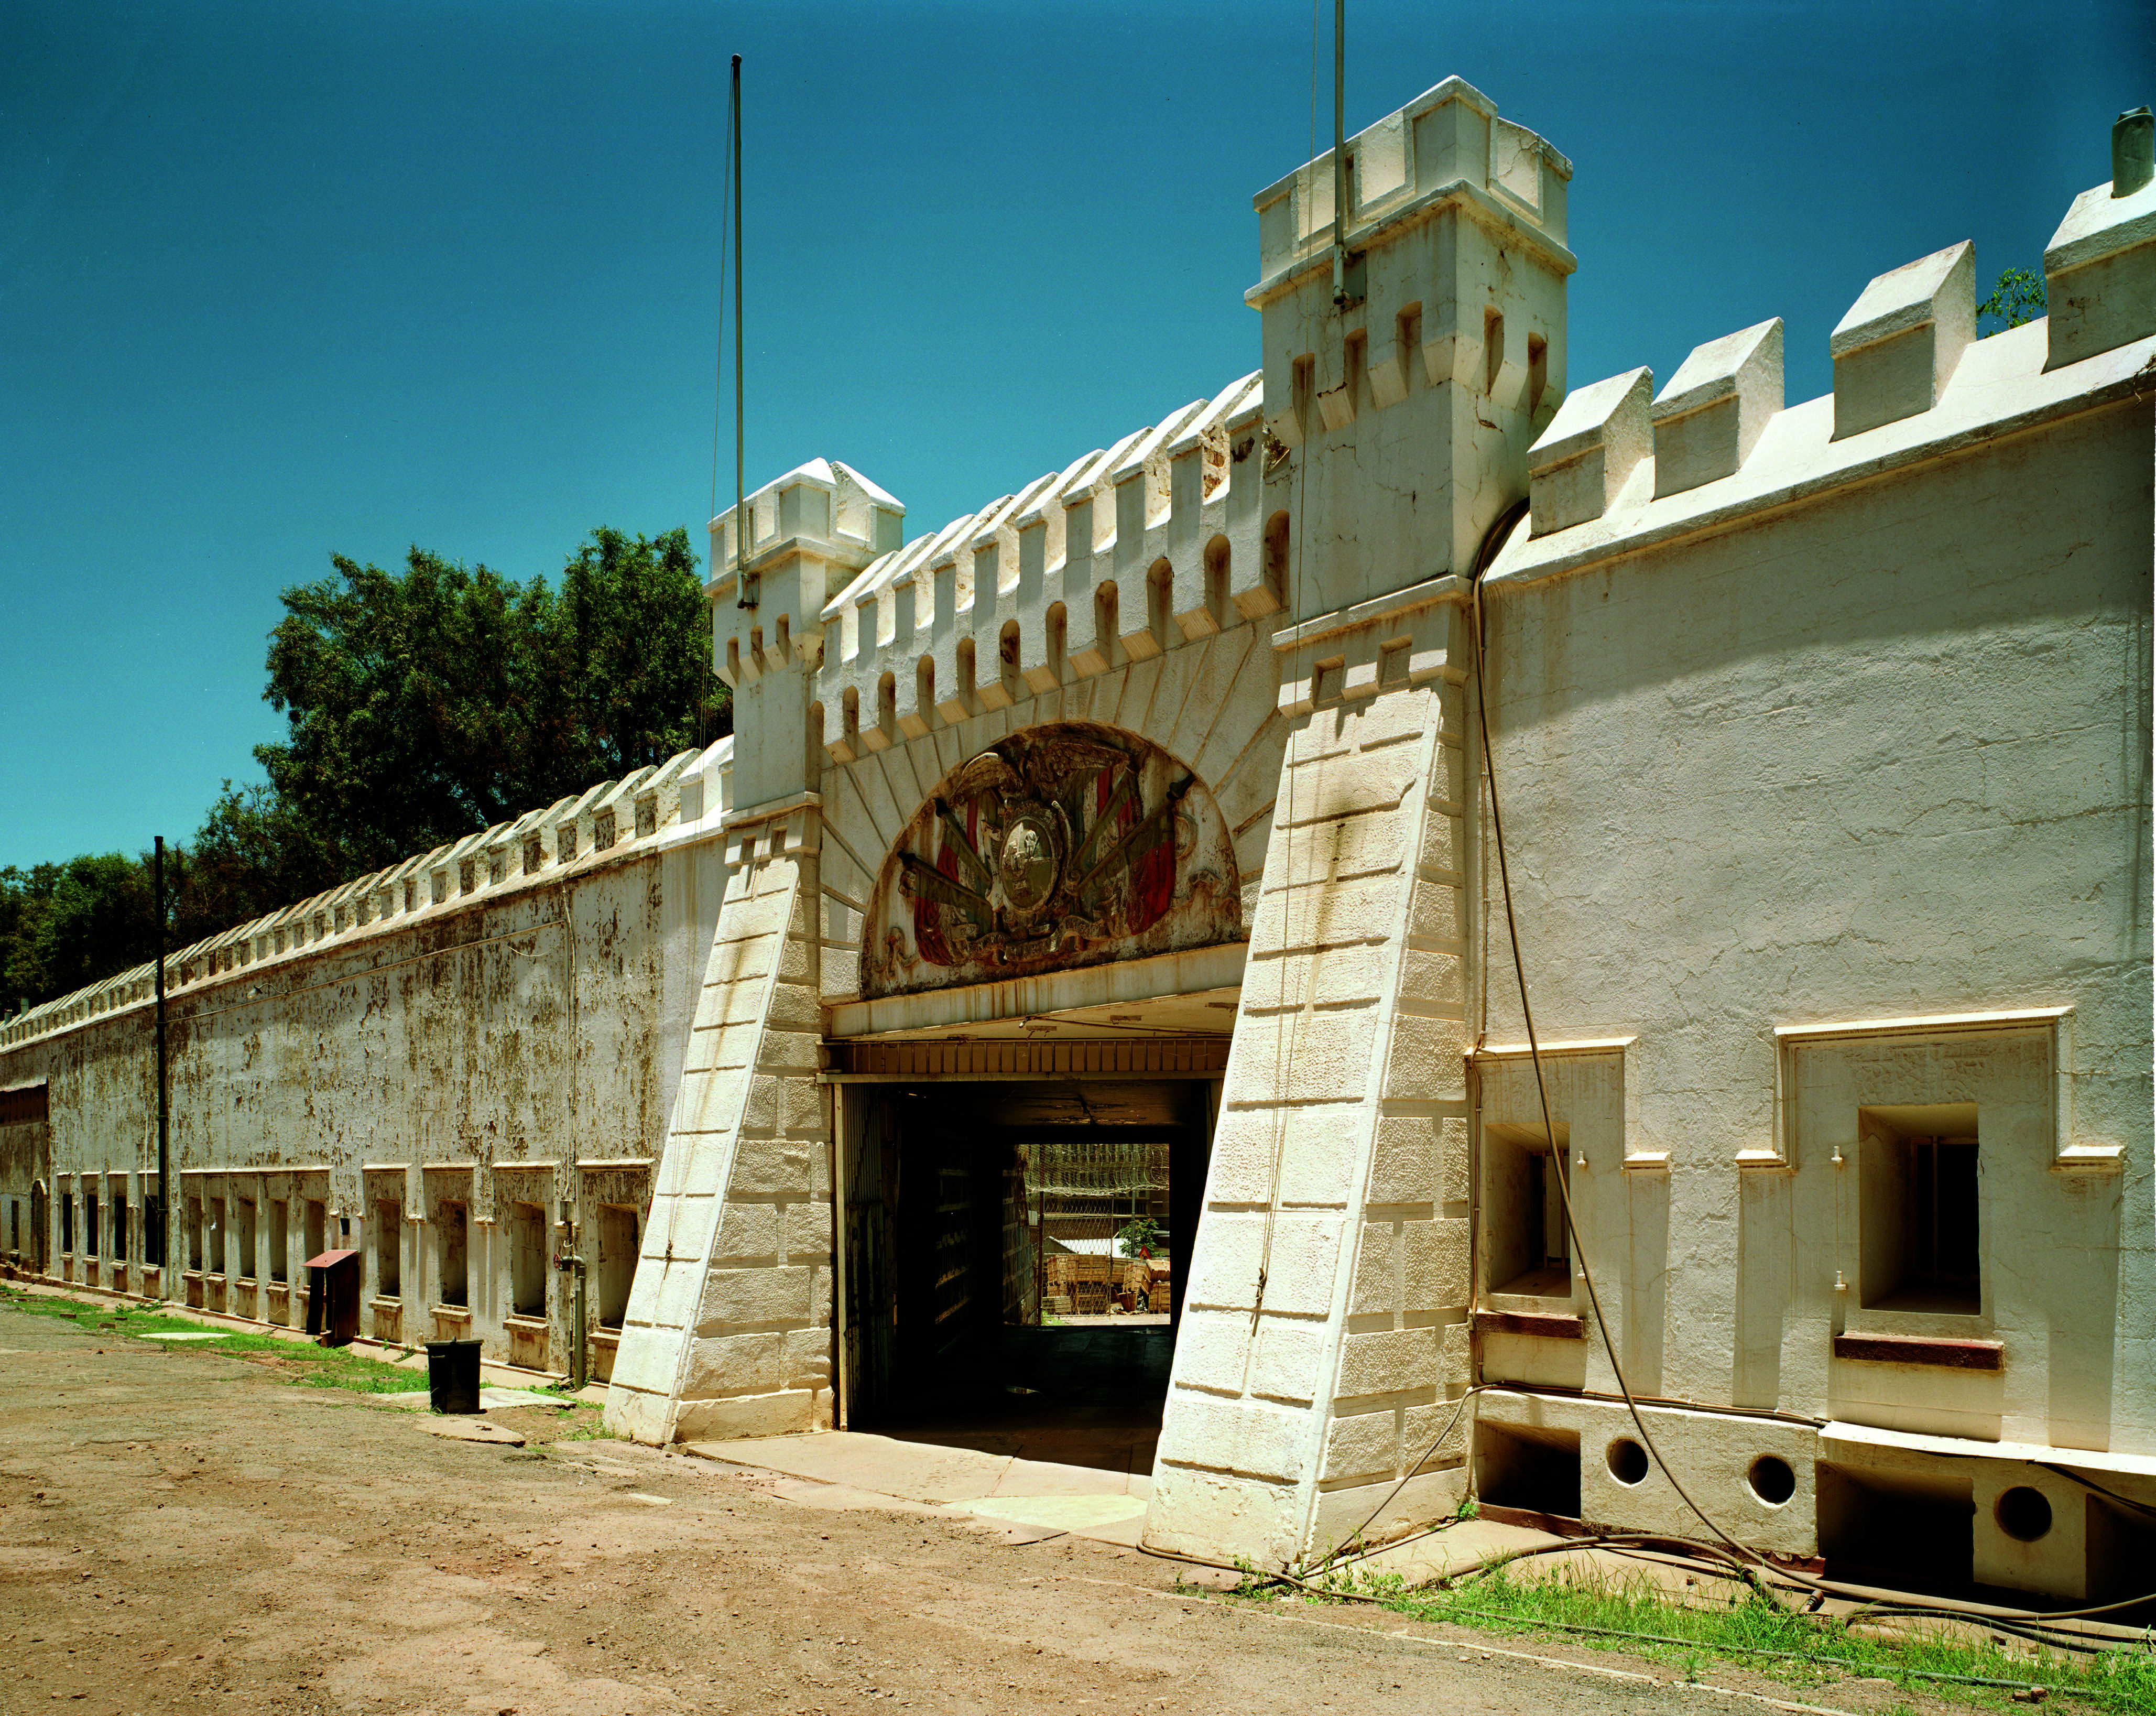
[709, 458, 902, 807]
[1247, 76, 1573, 308]
[809, 372, 1270, 765]
[709, 457, 903, 682]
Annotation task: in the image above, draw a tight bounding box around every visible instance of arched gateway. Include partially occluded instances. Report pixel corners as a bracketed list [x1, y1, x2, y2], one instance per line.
[605, 77, 1522, 1569]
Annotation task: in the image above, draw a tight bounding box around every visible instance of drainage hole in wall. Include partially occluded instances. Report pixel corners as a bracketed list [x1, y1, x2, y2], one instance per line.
[1997, 1485, 2053, 1542]
[1606, 1438, 1649, 1486]
[1748, 1454, 1796, 1506]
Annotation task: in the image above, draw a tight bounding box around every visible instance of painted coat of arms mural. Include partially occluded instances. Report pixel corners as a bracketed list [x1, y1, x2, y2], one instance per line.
[862, 723, 1242, 999]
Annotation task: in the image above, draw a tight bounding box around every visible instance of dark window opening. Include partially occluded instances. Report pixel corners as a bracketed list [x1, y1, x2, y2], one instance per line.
[439, 1202, 469, 1307]
[597, 1205, 638, 1329]
[1859, 1104, 1981, 1315]
[1485, 1123, 1571, 1300]
[375, 1200, 400, 1297]
[510, 1202, 547, 1318]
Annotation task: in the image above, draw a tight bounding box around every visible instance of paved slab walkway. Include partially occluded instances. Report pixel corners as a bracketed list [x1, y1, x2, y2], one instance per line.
[683, 1430, 1154, 1544]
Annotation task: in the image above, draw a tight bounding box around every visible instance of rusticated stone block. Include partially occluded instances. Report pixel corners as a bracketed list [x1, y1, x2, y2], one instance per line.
[1408, 879, 1463, 943]
[673, 1388, 819, 1442]
[698, 1264, 814, 1330]
[1157, 1391, 1310, 1482]
[781, 1198, 832, 1260]
[1337, 1325, 1440, 1398]
[1368, 1113, 1440, 1204]
[685, 1330, 783, 1393]
[711, 1201, 779, 1264]
[1381, 1015, 1471, 1101]
[731, 1137, 814, 1198]
[1322, 1406, 1401, 1481]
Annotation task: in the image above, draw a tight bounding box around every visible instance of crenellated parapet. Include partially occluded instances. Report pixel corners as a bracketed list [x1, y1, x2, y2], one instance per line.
[809, 372, 1272, 765]
[0, 740, 735, 1052]
[1523, 138, 2156, 545]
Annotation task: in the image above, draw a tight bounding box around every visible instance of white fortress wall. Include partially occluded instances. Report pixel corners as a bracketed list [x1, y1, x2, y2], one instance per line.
[0, 739, 737, 1379]
[7, 51, 2140, 1602]
[1462, 170, 2154, 1595]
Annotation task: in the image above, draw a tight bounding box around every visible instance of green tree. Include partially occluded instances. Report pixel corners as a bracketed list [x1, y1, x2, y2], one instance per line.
[1978, 267, 2045, 334]
[241, 525, 726, 900]
[0, 855, 157, 1007]
[1, 525, 726, 1014]
[532, 526, 729, 796]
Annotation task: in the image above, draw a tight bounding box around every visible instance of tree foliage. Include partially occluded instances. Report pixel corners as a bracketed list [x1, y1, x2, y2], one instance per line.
[2, 527, 726, 1012]
[253, 526, 724, 887]
[0, 856, 158, 1009]
[1978, 267, 2046, 334]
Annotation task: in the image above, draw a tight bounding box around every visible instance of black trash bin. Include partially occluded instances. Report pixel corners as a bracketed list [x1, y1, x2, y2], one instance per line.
[424, 1337, 483, 1414]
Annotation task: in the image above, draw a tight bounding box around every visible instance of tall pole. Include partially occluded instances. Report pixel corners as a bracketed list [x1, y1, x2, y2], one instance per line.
[1331, 0, 1347, 308]
[733, 54, 753, 609]
[154, 836, 169, 1281]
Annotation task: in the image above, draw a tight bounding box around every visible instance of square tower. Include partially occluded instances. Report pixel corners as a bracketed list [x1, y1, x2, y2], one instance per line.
[1252, 77, 1573, 615]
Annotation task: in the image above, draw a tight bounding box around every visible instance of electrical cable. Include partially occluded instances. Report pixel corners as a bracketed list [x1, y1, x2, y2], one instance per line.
[2040, 1464, 2156, 1525]
[1141, 1535, 2132, 1688]
[1459, 504, 1795, 1600]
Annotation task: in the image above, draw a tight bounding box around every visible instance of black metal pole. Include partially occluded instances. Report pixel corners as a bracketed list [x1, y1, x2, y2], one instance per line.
[154, 837, 168, 1278]
[732, 53, 754, 610]
[1331, 0, 1347, 307]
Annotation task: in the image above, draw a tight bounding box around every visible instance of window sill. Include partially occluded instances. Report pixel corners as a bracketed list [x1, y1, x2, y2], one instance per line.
[371, 1295, 402, 1310]
[504, 1313, 548, 1333]
[1475, 1307, 1585, 1340]
[1832, 1331, 2002, 1371]
[1488, 1267, 1573, 1308]
[431, 1305, 473, 1321]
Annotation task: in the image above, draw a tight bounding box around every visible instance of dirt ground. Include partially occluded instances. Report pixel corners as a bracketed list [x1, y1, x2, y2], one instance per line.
[0, 1298, 1965, 1716]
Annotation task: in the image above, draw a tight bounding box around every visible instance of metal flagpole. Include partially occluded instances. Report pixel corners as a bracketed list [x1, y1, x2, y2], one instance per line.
[154, 836, 168, 1281]
[733, 54, 754, 610]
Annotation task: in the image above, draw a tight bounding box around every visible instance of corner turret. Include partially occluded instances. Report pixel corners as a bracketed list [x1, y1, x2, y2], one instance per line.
[1249, 77, 1574, 616]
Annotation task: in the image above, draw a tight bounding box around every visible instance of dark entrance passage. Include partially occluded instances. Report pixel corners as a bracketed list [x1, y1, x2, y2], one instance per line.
[836, 1077, 1214, 1476]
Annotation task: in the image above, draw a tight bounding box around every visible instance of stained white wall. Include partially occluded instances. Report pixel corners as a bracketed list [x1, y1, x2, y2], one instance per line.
[1479, 342, 2153, 1463]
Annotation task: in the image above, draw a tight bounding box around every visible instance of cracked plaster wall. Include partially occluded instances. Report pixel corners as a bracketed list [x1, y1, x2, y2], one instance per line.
[1474, 396, 2152, 1472]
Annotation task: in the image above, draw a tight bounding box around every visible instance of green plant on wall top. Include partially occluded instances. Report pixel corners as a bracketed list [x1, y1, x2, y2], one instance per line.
[1978, 267, 2046, 334]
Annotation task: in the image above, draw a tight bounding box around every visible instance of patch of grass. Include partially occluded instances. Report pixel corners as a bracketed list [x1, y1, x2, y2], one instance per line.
[553, 1421, 625, 1442]
[0, 1288, 421, 1394]
[1242, 1561, 2156, 1713]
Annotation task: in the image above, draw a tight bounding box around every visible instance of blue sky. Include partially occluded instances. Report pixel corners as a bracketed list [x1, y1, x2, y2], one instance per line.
[4, 0, 2148, 871]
